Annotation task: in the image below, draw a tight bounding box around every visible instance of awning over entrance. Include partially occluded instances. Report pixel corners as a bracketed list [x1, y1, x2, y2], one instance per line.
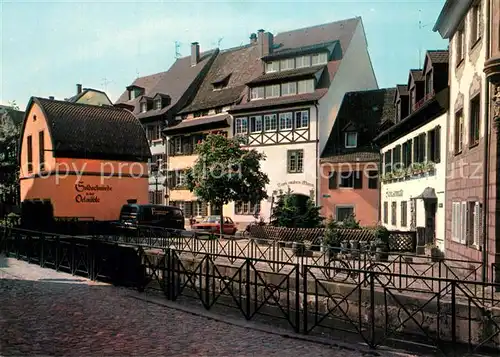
[413, 187, 437, 200]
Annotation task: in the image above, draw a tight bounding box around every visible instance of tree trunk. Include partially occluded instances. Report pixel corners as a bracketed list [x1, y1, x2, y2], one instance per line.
[219, 203, 224, 236]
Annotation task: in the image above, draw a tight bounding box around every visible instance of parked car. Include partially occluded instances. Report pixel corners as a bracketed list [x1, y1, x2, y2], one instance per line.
[191, 215, 237, 235]
[118, 204, 185, 233]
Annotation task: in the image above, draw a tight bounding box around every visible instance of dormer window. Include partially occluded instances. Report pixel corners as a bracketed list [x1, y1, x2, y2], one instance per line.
[155, 99, 162, 110]
[298, 79, 314, 94]
[251, 87, 265, 100]
[265, 61, 279, 73]
[345, 132, 358, 148]
[140, 102, 147, 113]
[212, 74, 231, 91]
[425, 70, 433, 96]
[280, 58, 295, 71]
[296, 56, 311, 68]
[128, 86, 144, 100]
[311, 52, 328, 66]
[396, 99, 401, 122]
[410, 87, 416, 111]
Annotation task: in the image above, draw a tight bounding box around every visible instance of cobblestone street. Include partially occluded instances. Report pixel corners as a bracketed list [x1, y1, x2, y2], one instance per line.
[0, 256, 420, 357]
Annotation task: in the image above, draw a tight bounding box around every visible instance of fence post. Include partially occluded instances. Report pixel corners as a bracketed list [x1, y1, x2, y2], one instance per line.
[204, 254, 210, 308]
[370, 271, 376, 347]
[451, 281, 457, 350]
[40, 234, 44, 268]
[163, 248, 170, 299]
[246, 258, 251, 320]
[294, 263, 300, 333]
[303, 265, 308, 334]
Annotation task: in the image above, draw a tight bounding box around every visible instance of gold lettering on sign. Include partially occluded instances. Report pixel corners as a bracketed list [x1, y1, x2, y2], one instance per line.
[74, 181, 112, 203]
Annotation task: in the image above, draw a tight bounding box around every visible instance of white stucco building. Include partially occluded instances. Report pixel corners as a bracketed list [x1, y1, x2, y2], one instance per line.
[374, 50, 449, 251]
[228, 17, 378, 224]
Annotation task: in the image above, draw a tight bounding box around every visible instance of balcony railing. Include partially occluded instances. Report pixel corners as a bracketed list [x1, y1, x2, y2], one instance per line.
[412, 89, 435, 112]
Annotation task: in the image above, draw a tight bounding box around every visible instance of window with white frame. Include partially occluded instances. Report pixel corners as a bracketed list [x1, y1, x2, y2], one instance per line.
[265, 84, 280, 98]
[456, 24, 465, 63]
[287, 150, 304, 173]
[235, 117, 248, 134]
[281, 82, 297, 96]
[280, 58, 294, 71]
[298, 79, 314, 94]
[251, 87, 264, 100]
[235, 201, 260, 215]
[265, 61, 279, 73]
[194, 201, 203, 216]
[295, 111, 309, 129]
[250, 116, 263, 133]
[470, 3, 481, 45]
[174, 137, 182, 154]
[140, 102, 147, 113]
[345, 132, 358, 148]
[264, 114, 277, 132]
[311, 52, 328, 65]
[176, 171, 186, 187]
[155, 99, 162, 110]
[279, 112, 293, 131]
[452, 201, 482, 247]
[296, 55, 310, 68]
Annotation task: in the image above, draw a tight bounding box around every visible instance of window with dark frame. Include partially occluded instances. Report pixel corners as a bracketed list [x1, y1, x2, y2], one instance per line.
[455, 109, 464, 154]
[456, 25, 465, 63]
[425, 70, 433, 96]
[39, 131, 45, 170]
[391, 202, 397, 225]
[384, 150, 392, 173]
[368, 171, 378, 189]
[287, 150, 303, 173]
[336, 206, 354, 222]
[401, 201, 407, 227]
[383, 202, 388, 224]
[427, 127, 441, 163]
[393, 145, 402, 169]
[470, 3, 481, 45]
[27, 135, 33, 173]
[469, 95, 480, 147]
[328, 171, 337, 189]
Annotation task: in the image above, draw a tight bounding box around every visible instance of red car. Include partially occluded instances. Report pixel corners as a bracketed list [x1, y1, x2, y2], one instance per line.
[192, 215, 237, 235]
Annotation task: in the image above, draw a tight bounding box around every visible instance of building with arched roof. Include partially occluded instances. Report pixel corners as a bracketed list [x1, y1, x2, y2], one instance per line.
[19, 97, 151, 221]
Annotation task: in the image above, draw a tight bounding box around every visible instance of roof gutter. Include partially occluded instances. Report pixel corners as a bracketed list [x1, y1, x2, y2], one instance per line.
[481, 0, 491, 283]
[433, 0, 474, 38]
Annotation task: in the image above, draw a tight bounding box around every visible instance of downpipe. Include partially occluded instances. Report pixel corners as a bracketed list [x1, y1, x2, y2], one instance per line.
[482, 0, 491, 283]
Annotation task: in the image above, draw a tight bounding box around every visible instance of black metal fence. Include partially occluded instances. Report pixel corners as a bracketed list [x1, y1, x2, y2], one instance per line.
[1, 226, 500, 356]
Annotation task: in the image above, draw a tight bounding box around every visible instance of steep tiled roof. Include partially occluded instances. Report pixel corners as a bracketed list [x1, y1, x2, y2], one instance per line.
[320, 152, 380, 163]
[230, 89, 328, 113]
[396, 85, 408, 96]
[262, 41, 339, 60]
[247, 65, 325, 86]
[273, 17, 360, 55]
[428, 50, 449, 64]
[321, 88, 396, 159]
[410, 69, 424, 82]
[66, 88, 112, 105]
[24, 97, 151, 162]
[179, 45, 263, 114]
[115, 49, 219, 121]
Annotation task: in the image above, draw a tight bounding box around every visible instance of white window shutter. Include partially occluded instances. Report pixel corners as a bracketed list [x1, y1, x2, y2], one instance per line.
[451, 202, 457, 241]
[460, 202, 467, 245]
[473, 202, 481, 247]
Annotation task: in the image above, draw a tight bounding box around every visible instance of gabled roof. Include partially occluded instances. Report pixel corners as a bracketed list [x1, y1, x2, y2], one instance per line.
[321, 88, 397, 160]
[272, 17, 360, 56]
[115, 49, 219, 121]
[427, 50, 449, 64]
[394, 84, 408, 104]
[409, 69, 424, 83]
[66, 88, 112, 105]
[178, 45, 263, 114]
[22, 97, 151, 162]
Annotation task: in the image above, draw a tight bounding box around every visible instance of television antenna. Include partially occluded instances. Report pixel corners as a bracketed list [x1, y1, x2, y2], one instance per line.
[175, 41, 182, 59]
[418, 9, 434, 68]
[101, 77, 114, 92]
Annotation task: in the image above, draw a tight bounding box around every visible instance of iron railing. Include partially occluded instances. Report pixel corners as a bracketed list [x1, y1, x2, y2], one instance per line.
[2, 226, 500, 355]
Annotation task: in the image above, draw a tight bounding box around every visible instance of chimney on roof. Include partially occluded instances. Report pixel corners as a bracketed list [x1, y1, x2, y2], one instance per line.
[250, 33, 257, 45]
[191, 42, 200, 66]
[49, 96, 54, 100]
[76, 84, 82, 94]
[257, 29, 273, 57]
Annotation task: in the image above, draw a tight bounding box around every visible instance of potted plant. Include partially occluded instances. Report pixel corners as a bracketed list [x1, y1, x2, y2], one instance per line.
[373, 225, 390, 262]
[425, 243, 444, 262]
[424, 161, 436, 174]
[412, 163, 424, 175]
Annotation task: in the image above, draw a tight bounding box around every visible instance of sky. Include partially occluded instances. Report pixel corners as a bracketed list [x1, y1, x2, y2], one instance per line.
[0, 0, 448, 110]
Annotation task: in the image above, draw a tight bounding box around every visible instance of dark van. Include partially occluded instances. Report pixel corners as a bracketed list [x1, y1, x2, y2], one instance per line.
[118, 204, 185, 231]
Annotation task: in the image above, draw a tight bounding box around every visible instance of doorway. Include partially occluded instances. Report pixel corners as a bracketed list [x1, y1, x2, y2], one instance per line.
[424, 200, 437, 245]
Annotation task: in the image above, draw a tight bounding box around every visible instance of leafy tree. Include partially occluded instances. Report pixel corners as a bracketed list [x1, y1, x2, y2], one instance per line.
[185, 134, 269, 234]
[342, 214, 361, 229]
[270, 189, 322, 228]
[0, 104, 21, 206]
